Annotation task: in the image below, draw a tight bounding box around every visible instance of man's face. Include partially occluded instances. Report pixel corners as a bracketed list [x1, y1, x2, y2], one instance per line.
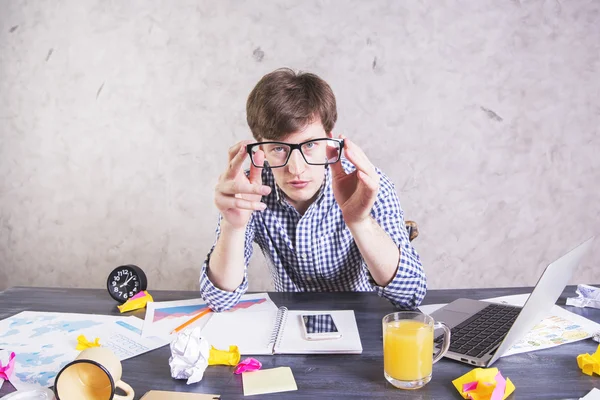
[262, 121, 330, 212]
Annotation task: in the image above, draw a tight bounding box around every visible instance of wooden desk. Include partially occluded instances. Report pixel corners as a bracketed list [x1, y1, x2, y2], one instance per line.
[1, 286, 599, 399]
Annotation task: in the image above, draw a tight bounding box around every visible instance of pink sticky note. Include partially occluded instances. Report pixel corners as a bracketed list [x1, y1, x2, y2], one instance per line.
[131, 291, 147, 300]
[462, 381, 478, 392]
[0, 352, 16, 380]
[234, 357, 262, 374]
[490, 371, 507, 400]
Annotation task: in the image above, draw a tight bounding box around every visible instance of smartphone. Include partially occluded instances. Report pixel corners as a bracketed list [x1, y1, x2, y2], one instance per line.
[300, 313, 342, 340]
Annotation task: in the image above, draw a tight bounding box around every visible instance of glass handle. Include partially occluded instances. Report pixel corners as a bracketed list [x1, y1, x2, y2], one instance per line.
[432, 321, 451, 365]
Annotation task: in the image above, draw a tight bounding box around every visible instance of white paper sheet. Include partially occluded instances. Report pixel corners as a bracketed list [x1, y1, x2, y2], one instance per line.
[142, 293, 278, 338]
[581, 388, 600, 400]
[419, 294, 600, 358]
[0, 311, 169, 391]
[483, 294, 600, 356]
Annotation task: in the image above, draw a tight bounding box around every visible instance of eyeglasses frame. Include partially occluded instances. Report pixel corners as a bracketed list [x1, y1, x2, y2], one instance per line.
[246, 138, 345, 169]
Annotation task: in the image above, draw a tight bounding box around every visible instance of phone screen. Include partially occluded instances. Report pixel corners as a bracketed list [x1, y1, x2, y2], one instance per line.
[302, 314, 339, 334]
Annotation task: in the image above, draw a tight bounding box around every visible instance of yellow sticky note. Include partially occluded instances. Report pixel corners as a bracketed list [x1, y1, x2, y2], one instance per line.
[452, 367, 515, 400]
[76, 335, 101, 350]
[242, 367, 297, 396]
[577, 344, 600, 376]
[208, 345, 240, 366]
[118, 291, 153, 313]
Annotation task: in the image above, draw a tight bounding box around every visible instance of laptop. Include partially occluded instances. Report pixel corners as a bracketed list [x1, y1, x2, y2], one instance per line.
[429, 236, 595, 367]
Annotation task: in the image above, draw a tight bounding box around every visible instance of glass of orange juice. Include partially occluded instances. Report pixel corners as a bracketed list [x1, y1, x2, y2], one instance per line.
[382, 311, 451, 389]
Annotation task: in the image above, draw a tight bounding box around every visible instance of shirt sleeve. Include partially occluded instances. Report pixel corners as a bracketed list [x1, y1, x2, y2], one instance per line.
[364, 169, 427, 310]
[199, 213, 256, 312]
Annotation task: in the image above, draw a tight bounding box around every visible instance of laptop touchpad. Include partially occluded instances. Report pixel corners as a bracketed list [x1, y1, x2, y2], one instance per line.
[432, 310, 472, 328]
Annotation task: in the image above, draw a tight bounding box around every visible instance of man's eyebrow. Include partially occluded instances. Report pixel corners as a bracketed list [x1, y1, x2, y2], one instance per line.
[264, 135, 325, 144]
[297, 136, 327, 142]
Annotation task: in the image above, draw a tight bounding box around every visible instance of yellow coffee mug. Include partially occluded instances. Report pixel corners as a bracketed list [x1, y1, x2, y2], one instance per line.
[53, 347, 134, 400]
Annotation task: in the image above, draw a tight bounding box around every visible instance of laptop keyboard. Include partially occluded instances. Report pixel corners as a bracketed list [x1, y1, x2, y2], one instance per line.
[434, 303, 521, 359]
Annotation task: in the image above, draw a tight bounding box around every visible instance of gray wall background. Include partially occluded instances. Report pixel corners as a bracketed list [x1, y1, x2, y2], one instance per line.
[1, 0, 599, 294]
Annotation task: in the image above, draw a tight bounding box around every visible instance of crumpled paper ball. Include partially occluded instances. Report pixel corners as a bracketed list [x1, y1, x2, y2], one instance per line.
[452, 367, 515, 400]
[577, 344, 600, 376]
[0, 351, 16, 381]
[76, 335, 101, 351]
[234, 357, 262, 374]
[169, 326, 210, 384]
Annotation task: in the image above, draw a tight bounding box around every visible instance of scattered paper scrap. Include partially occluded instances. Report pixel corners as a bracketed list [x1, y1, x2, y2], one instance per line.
[577, 344, 600, 376]
[566, 284, 600, 310]
[580, 387, 600, 400]
[118, 290, 154, 313]
[209, 345, 241, 366]
[76, 335, 101, 350]
[234, 358, 262, 374]
[242, 367, 297, 396]
[452, 367, 515, 400]
[0, 351, 16, 381]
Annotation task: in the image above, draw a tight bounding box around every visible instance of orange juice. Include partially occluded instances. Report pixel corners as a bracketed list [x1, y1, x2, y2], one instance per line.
[383, 320, 433, 381]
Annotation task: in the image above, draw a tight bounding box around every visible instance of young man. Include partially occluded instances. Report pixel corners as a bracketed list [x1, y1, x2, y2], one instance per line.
[199, 68, 426, 311]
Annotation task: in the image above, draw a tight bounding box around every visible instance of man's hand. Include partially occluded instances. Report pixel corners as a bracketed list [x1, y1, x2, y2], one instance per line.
[330, 134, 380, 226]
[214, 141, 271, 229]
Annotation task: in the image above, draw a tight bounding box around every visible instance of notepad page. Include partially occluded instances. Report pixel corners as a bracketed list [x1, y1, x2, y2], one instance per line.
[199, 309, 276, 355]
[274, 310, 363, 354]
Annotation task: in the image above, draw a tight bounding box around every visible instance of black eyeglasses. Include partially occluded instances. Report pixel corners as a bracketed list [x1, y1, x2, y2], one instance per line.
[246, 138, 344, 168]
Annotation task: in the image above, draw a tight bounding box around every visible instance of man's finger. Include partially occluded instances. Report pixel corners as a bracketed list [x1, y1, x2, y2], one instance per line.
[228, 140, 253, 162]
[224, 145, 249, 180]
[216, 194, 267, 211]
[217, 180, 271, 196]
[330, 156, 346, 180]
[357, 170, 379, 194]
[249, 148, 265, 184]
[344, 139, 376, 177]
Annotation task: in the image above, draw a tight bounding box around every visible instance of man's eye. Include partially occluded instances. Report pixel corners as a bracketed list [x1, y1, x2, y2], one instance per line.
[273, 146, 284, 152]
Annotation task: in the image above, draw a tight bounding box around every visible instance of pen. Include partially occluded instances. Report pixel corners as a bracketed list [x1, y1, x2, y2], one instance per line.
[171, 308, 212, 335]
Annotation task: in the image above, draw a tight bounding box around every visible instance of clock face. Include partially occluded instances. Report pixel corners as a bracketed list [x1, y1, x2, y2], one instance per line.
[106, 265, 147, 303]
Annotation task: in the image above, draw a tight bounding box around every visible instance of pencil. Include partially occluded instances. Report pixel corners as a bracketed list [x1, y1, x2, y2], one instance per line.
[171, 308, 212, 334]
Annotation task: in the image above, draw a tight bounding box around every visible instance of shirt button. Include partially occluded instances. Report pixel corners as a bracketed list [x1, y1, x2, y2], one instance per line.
[306, 276, 312, 281]
[301, 253, 307, 259]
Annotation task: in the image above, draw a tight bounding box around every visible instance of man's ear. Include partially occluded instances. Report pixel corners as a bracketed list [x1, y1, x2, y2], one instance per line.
[326, 131, 333, 139]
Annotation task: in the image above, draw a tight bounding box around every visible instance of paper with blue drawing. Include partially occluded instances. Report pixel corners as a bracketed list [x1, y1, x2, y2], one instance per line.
[142, 293, 278, 338]
[0, 311, 169, 391]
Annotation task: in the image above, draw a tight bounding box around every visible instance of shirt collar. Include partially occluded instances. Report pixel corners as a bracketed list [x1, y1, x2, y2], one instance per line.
[263, 166, 332, 209]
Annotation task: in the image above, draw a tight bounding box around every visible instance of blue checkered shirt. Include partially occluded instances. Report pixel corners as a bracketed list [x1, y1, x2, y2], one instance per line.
[199, 159, 427, 312]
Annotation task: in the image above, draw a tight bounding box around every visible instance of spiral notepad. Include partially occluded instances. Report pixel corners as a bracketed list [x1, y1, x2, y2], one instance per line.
[200, 307, 362, 355]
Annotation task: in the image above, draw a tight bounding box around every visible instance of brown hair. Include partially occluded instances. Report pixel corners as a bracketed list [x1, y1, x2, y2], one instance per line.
[246, 68, 337, 141]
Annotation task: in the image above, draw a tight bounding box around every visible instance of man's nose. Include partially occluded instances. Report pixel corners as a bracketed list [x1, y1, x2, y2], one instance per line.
[287, 149, 306, 175]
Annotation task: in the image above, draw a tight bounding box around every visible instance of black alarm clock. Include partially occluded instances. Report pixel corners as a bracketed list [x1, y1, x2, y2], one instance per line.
[106, 264, 148, 303]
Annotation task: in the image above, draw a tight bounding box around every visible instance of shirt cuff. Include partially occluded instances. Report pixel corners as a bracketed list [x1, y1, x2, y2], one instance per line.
[199, 260, 249, 312]
[366, 251, 427, 310]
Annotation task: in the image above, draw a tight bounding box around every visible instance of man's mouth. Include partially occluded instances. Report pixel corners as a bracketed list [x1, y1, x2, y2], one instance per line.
[288, 180, 310, 189]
